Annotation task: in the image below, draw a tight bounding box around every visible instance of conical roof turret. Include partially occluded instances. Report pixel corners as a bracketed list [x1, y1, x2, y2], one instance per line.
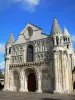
[50, 17, 62, 37]
[64, 27, 70, 36]
[6, 33, 14, 46]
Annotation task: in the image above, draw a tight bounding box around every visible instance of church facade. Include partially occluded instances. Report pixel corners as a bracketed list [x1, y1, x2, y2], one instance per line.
[4, 18, 75, 93]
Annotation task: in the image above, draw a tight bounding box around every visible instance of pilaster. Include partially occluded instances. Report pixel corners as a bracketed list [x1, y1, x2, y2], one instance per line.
[53, 52, 59, 93]
[4, 56, 10, 91]
[37, 72, 42, 93]
[24, 76, 28, 92]
[19, 70, 25, 92]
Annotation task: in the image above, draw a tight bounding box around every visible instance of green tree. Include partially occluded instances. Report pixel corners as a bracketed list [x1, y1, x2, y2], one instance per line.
[0, 69, 4, 79]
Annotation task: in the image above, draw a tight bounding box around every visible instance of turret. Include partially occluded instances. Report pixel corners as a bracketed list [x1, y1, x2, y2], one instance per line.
[63, 27, 72, 50]
[4, 33, 14, 91]
[50, 17, 63, 50]
[5, 32, 14, 55]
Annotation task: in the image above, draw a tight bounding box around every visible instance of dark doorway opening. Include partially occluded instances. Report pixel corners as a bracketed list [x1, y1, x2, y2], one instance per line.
[0, 83, 4, 90]
[28, 73, 36, 92]
[73, 81, 75, 90]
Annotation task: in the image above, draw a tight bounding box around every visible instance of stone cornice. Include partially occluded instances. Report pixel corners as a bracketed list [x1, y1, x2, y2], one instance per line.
[10, 61, 51, 67]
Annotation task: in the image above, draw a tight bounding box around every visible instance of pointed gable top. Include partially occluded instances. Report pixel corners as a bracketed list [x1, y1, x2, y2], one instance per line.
[28, 22, 42, 30]
[6, 33, 14, 45]
[64, 27, 70, 36]
[50, 17, 62, 36]
[19, 22, 42, 35]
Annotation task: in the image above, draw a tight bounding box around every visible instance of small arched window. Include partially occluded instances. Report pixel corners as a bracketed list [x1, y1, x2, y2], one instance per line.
[64, 38, 65, 42]
[9, 47, 11, 54]
[65, 37, 67, 41]
[67, 44, 69, 49]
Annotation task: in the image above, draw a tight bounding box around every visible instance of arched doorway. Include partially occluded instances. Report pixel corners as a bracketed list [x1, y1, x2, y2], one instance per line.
[13, 71, 20, 91]
[28, 73, 36, 92]
[25, 68, 37, 92]
[73, 81, 75, 90]
[27, 45, 34, 62]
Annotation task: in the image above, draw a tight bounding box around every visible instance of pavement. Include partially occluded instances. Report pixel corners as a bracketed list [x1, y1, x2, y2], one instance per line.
[0, 91, 75, 100]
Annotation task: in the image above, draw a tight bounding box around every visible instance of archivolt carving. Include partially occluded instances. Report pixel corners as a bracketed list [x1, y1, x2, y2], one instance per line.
[24, 66, 39, 79]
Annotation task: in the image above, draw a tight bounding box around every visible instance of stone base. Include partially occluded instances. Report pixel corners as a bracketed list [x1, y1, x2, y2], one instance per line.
[54, 90, 64, 94]
[36, 90, 42, 93]
[2, 88, 9, 92]
[19, 89, 28, 92]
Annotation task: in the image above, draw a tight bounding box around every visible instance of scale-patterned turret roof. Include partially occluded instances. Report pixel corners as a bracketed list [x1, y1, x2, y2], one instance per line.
[6, 33, 14, 45]
[50, 17, 62, 36]
[64, 27, 70, 36]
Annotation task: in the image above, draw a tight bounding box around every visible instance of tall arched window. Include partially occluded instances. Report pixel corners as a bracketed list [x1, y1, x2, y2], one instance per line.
[27, 45, 34, 62]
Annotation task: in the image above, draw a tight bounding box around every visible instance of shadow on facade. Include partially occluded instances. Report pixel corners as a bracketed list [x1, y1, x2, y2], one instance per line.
[41, 37, 55, 93]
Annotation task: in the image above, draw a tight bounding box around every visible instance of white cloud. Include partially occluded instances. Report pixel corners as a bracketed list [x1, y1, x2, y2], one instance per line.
[4, 0, 40, 12]
[0, 44, 5, 54]
[72, 36, 75, 42]
[12, 0, 40, 5]
[0, 60, 5, 70]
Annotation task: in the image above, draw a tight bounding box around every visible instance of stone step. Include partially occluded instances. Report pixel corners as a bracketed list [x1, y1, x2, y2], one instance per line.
[0, 91, 75, 100]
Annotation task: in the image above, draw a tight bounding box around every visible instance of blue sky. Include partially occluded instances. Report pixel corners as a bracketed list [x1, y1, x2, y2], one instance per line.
[0, 0, 75, 72]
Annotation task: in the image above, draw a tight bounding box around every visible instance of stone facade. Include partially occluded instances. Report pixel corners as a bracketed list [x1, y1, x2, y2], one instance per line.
[4, 18, 75, 94]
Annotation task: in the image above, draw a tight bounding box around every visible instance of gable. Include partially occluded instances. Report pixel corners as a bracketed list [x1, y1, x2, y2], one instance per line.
[12, 23, 48, 45]
[19, 22, 42, 35]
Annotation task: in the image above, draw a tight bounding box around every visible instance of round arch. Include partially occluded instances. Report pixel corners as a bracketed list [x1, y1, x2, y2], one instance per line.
[25, 68, 38, 92]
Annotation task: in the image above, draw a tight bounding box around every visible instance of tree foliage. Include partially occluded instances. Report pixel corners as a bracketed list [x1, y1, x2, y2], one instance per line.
[0, 69, 4, 79]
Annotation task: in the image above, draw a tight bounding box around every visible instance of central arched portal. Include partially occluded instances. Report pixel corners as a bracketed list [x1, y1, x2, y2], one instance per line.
[25, 68, 37, 92]
[28, 73, 36, 92]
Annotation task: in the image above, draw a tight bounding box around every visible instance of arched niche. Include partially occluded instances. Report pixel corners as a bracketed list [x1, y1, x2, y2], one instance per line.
[13, 71, 20, 91]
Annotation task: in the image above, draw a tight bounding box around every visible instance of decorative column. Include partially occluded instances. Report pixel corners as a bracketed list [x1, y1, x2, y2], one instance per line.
[61, 37, 63, 45]
[54, 52, 58, 93]
[35, 42, 38, 62]
[24, 75, 28, 92]
[23, 45, 27, 63]
[4, 57, 10, 91]
[37, 72, 42, 93]
[54, 37, 56, 46]
[68, 55, 73, 92]
[57, 52, 64, 93]
[19, 70, 25, 92]
[58, 37, 60, 45]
